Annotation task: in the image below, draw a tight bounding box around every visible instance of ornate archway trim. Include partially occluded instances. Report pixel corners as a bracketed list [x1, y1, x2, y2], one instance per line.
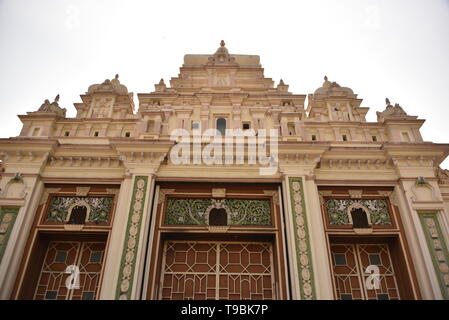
[66, 200, 91, 223]
[288, 177, 316, 300]
[115, 176, 149, 300]
[346, 203, 372, 226]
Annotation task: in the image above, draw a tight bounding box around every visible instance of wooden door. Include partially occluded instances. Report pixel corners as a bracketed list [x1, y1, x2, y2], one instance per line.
[330, 243, 400, 300]
[159, 241, 275, 300]
[33, 241, 106, 300]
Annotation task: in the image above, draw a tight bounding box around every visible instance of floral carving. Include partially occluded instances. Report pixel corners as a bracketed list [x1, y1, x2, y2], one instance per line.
[289, 177, 315, 300]
[46, 196, 113, 223]
[116, 176, 148, 300]
[326, 199, 391, 226]
[164, 198, 271, 226]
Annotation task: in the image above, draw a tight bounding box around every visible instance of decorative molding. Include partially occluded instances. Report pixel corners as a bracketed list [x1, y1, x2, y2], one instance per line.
[378, 190, 398, 206]
[106, 188, 120, 195]
[164, 198, 272, 226]
[325, 198, 391, 226]
[436, 168, 449, 185]
[410, 182, 440, 203]
[46, 196, 113, 223]
[0, 207, 20, 264]
[39, 188, 62, 205]
[288, 177, 316, 300]
[263, 190, 280, 206]
[158, 188, 176, 204]
[76, 187, 90, 196]
[391, 156, 438, 168]
[0, 175, 27, 199]
[318, 190, 333, 204]
[48, 156, 122, 168]
[319, 158, 393, 170]
[0, 151, 50, 164]
[116, 176, 149, 300]
[118, 152, 166, 165]
[207, 225, 230, 233]
[348, 189, 362, 199]
[278, 153, 321, 166]
[418, 213, 449, 299]
[211, 188, 226, 198]
[66, 200, 91, 223]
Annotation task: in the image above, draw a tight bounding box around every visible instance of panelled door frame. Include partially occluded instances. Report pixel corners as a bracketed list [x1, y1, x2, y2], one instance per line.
[330, 242, 401, 300]
[158, 240, 276, 300]
[33, 240, 106, 300]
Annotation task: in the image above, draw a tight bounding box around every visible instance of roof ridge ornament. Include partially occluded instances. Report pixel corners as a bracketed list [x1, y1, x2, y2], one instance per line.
[208, 40, 236, 65]
[36, 94, 66, 117]
[376, 98, 411, 122]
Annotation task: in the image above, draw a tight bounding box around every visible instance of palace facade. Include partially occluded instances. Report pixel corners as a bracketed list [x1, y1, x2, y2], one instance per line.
[1, 42, 449, 300]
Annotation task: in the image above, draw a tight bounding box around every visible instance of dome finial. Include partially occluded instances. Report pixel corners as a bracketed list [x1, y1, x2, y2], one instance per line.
[220, 40, 225, 47]
[385, 97, 390, 105]
[324, 75, 328, 81]
[115, 74, 119, 80]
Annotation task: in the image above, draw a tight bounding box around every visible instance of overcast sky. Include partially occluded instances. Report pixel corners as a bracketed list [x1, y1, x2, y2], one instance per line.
[0, 0, 448, 168]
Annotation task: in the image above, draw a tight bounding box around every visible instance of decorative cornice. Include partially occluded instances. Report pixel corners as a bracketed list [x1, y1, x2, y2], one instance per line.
[318, 158, 393, 170]
[48, 156, 122, 168]
[117, 151, 166, 165]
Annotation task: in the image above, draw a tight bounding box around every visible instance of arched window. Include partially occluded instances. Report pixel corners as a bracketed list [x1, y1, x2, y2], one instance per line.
[68, 205, 88, 225]
[209, 208, 227, 226]
[350, 207, 370, 228]
[216, 118, 226, 136]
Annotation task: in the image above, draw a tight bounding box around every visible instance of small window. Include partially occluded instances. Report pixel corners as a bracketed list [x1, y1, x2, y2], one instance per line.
[402, 132, 411, 142]
[372, 136, 377, 142]
[242, 122, 250, 130]
[377, 294, 389, 300]
[209, 208, 227, 226]
[45, 291, 58, 300]
[90, 252, 103, 263]
[287, 122, 295, 136]
[369, 254, 381, 266]
[82, 292, 95, 300]
[342, 134, 348, 141]
[94, 131, 99, 137]
[55, 251, 67, 263]
[340, 294, 353, 300]
[351, 207, 370, 229]
[68, 205, 88, 225]
[64, 131, 70, 137]
[191, 121, 200, 130]
[334, 254, 347, 266]
[311, 135, 317, 141]
[216, 118, 226, 136]
[125, 132, 131, 137]
[32, 128, 40, 136]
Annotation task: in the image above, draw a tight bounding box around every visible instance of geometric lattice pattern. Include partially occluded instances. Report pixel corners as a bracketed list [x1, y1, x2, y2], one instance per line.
[159, 241, 275, 300]
[34, 241, 106, 300]
[330, 243, 400, 300]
